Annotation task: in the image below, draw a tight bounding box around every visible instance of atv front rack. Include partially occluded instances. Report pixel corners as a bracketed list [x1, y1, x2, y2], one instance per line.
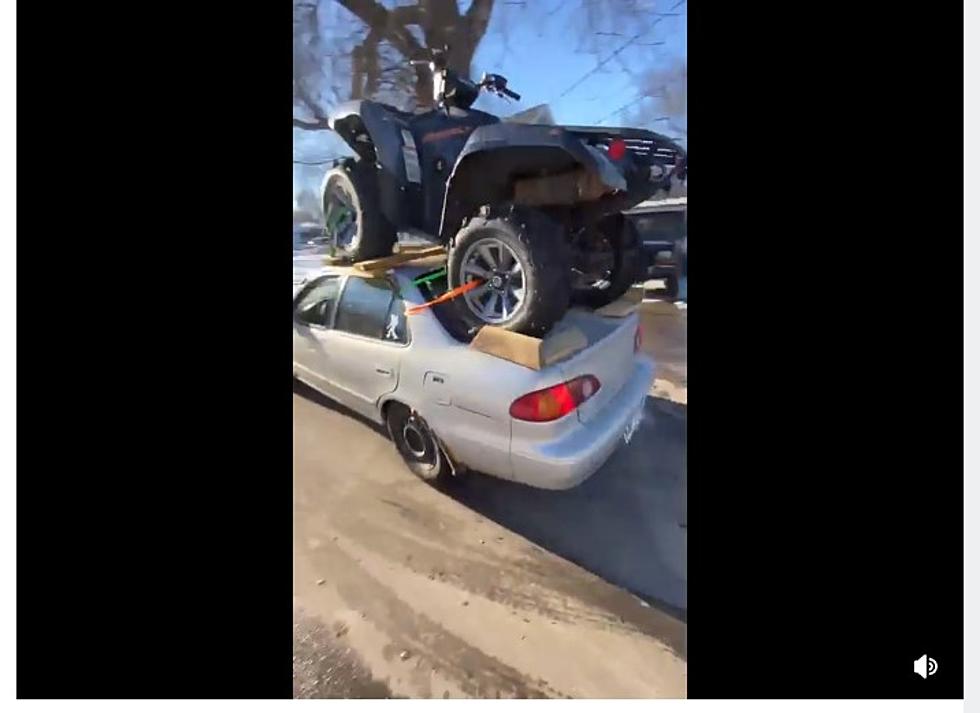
[564, 126, 686, 176]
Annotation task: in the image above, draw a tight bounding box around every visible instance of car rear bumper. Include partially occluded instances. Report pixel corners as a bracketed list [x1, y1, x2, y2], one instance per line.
[509, 356, 656, 490]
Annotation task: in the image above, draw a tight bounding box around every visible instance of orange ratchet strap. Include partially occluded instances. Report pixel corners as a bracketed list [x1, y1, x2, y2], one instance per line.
[405, 279, 483, 316]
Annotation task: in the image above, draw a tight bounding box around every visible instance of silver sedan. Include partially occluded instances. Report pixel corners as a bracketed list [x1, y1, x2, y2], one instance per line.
[292, 264, 655, 489]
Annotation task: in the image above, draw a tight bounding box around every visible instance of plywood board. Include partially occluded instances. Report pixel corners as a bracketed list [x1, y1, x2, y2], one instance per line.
[393, 243, 441, 254]
[353, 246, 446, 272]
[317, 262, 388, 279]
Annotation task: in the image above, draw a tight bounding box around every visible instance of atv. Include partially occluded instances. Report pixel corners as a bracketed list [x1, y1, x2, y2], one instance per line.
[322, 47, 687, 337]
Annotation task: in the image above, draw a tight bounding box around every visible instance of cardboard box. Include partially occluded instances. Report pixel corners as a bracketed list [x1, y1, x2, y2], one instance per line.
[593, 286, 643, 317]
[470, 324, 588, 370]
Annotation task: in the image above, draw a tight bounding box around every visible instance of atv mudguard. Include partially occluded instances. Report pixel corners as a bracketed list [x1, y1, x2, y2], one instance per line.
[328, 101, 408, 179]
[437, 124, 606, 239]
[327, 100, 420, 228]
[437, 123, 682, 241]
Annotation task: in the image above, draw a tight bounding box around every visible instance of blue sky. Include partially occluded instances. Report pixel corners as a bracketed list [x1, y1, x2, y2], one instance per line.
[294, 0, 686, 197]
[468, 1, 686, 127]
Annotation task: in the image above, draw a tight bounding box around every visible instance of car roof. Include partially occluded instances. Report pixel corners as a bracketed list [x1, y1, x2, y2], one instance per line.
[292, 257, 438, 288]
[624, 196, 687, 213]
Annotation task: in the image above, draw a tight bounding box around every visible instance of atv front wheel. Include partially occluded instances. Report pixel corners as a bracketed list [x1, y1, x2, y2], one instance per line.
[570, 214, 642, 310]
[322, 160, 396, 261]
[447, 206, 571, 338]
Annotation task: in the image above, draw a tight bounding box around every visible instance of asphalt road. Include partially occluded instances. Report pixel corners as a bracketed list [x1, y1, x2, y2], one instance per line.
[293, 301, 687, 698]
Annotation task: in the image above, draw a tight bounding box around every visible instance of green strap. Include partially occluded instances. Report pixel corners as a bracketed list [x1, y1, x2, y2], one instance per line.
[324, 204, 349, 232]
[411, 267, 447, 286]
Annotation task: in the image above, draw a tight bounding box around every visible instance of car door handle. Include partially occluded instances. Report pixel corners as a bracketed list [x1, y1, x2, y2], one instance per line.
[375, 367, 393, 376]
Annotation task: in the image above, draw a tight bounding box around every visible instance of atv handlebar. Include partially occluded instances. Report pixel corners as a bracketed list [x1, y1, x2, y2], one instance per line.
[410, 48, 520, 107]
[478, 73, 520, 101]
[498, 85, 520, 101]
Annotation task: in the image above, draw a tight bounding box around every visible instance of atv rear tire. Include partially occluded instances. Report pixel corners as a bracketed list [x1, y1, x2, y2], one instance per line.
[447, 206, 571, 338]
[570, 214, 642, 310]
[322, 160, 396, 261]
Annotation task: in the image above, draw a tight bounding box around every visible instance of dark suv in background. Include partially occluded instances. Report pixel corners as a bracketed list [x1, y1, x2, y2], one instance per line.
[625, 197, 686, 300]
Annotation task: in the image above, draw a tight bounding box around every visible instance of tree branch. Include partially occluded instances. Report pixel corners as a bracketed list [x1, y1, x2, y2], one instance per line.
[293, 1, 333, 129]
[389, 4, 423, 26]
[351, 27, 383, 98]
[333, 0, 425, 60]
[464, 0, 495, 42]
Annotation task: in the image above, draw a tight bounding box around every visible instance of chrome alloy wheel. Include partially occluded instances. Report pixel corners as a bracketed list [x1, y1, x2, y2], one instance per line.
[459, 237, 526, 323]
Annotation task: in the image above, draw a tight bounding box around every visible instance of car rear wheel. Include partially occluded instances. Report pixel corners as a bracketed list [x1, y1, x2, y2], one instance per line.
[447, 205, 571, 338]
[385, 403, 450, 483]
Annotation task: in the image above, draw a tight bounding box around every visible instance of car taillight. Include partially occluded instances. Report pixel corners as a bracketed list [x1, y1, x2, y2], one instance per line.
[509, 375, 601, 422]
[634, 324, 643, 352]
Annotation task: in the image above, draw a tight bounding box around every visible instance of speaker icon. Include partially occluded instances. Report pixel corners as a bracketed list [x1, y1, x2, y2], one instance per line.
[913, 654, 938, 679]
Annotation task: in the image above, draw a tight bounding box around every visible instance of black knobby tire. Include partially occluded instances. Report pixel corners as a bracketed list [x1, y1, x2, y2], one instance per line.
[570, 213, 642, 310]
[385, 403, 450, 483]
[447, 206, 571, 338]
[322, 160, 396, 261]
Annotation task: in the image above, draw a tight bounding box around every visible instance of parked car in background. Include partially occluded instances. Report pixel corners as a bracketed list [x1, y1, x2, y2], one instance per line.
[625, 196, 686, 299]
[292, 264, 655, 490]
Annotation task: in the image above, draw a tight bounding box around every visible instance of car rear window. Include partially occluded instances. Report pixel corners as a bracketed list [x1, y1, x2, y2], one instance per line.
[335, 276, 410, 344]
[415, 274, 477, 343]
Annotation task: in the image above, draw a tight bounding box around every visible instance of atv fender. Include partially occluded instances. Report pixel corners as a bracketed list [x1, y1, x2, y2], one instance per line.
[327, 101, 418, 227]
[328, 101, 408, 182]
[437, 124, 621, 240]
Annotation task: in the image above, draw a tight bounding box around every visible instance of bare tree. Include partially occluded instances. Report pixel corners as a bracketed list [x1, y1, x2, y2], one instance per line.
[570, 0, 671, 58]
[629, 57, 686, 140]
[293, 0, 685, 131]
[560, 1, 686, 134]
[293, 1, 345, 129]
[293, 0, 496, 130]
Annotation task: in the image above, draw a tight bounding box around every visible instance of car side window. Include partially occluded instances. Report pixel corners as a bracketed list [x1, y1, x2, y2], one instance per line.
[334, 277, 409, 344]
[294, 276, 341, 328]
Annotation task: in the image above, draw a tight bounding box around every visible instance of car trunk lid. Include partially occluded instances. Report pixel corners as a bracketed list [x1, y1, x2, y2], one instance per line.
[554, 310, 640, 424]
